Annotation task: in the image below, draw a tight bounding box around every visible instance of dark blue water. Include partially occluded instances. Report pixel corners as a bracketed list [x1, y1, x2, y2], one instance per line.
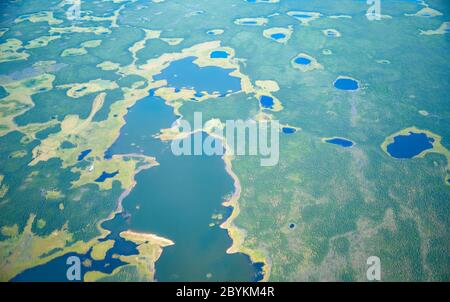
[210, 51, 229, 59]
[325, 138, 354, 148]
[386, 132, 434, 159]
[11, 213, 138, 282]
[154, 57, 241, 95]
[291, 14, 312, 18]
[12, 251, 125, 282]
[77, 149, 92, 161]
[95, 171, 119, 182]
[334, 78, 359, 91]
[282, 127, 297, 134]
[271, 33, 286, 40]
[294, 57, 311, 65]
[260, 95, 274, 109]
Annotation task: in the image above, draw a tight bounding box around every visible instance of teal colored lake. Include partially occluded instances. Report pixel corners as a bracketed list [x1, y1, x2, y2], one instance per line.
[11, 87, 264, 281]
[154, 57, 241, 96]
[106, 94, 262, 281]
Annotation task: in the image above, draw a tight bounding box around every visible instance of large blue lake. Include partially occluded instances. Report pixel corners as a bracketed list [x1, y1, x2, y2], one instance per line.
[154, 56, 242, 96]
[386, 132, 434, 159]
[11, 63, 261, 282]
[106, 94, 262, 281]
